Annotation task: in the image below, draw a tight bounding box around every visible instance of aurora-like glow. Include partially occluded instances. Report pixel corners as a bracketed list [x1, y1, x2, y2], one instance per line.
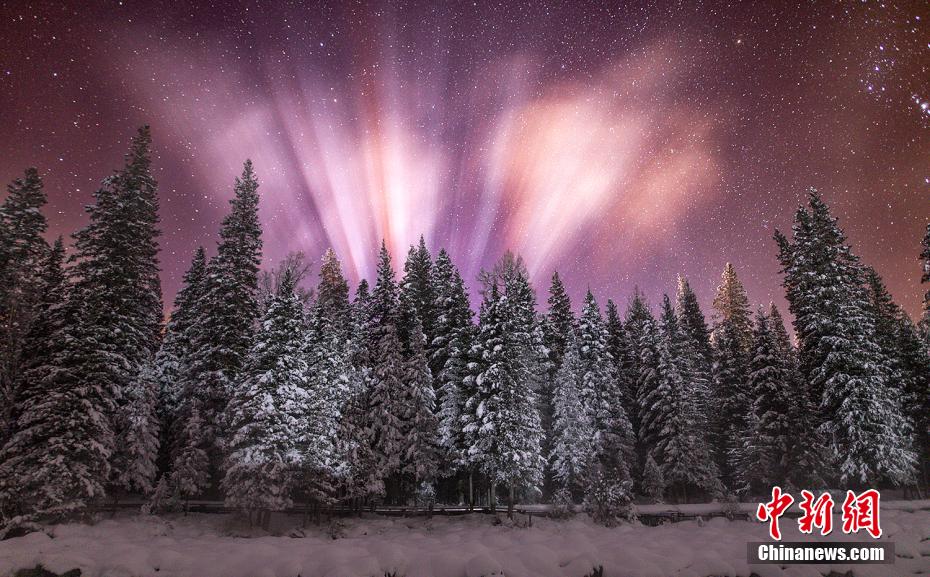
[1, 1, 927, 316]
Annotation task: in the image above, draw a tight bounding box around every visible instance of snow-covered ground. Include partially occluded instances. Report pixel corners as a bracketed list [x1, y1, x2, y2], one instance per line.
[2, 506, 928, 577]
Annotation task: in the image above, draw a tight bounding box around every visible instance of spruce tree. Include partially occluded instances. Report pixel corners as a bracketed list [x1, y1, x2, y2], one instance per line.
[67, 126, 163, 495]
[432, 250, 475, 476]
[540, 271, 574, 497]
[643, 296, 719, 499]
[185, 160, 262, 486]
[735, 308, 793, 494]
[550, 337, 595, 499]
[768, 303, 826, 490]
[223, 270, 308, 519]
[0, 167, 49, 442]
[298, 316, 346, 507]
[336, 278, 383, 507]
[604, 299, 635, 420]
[625, 289, 656, 476]
[577, 291, 634, 477]
[775, 191, 916, 486]
[154, 247, 207, 474]
[0, 239, 111, 522]
[710, 319, 749, 489]
[366, 241, 407, 501]
[711, 263, 753, 351]
[675, 275, 713, 422]
[464, 262, 546, 515]
[399, 314, 439, 488]
[112, 361, 160, 494]
[313, 248, 351, 340]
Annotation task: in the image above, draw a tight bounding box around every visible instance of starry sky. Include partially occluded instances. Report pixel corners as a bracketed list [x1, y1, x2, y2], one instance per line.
[1, 0, 928, 317]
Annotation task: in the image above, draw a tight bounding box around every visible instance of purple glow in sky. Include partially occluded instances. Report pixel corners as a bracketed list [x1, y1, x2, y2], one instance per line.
[1, 0, 928, 316]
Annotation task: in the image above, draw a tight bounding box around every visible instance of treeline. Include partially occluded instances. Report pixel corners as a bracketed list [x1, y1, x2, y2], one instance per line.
[0, 127, 928, 528]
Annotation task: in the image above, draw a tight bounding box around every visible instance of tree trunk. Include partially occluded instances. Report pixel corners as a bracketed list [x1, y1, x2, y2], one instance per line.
[508, 482, 515, 520]
[468, 471, 474, 511]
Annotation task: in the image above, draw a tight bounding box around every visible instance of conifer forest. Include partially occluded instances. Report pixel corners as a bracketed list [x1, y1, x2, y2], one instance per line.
[0, 127, 928, 531]
[2, 2, 930, 575]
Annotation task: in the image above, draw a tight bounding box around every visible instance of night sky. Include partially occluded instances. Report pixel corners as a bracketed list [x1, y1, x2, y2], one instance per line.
[1, 0, 928, 317]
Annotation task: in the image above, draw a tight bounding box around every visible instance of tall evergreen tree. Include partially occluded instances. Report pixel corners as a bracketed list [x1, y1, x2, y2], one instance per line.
[399, 314, 439, 488]
[768, 303, 827, 489]
[66, 126, 163, 494]
[541, 271, 574, 497]
[675, 275, 713, 428]
[366, 241, 407, 501]
[184, 160, 262, 487]
[550, 336, 595, 499]
[398, 236, 435, 353]
[576, 291, 634, 477]
[734, 308, 794, 494]
[709, 264, 753, 490]
[711, 263, 753, 352]
[313, 247, 351, 339]
[709, 319, 750, 489]
[335, 278, 383, 507]
[0, 168, 49, 442]
[604, 299, 635, 419]
[154, 247, 207, 474]
[642, 296, 719, 499]
[625, 289, 656, 477]
[775, 191, 916, 486]
[464, 261, 546, 515]
[0, 239, 111, 522]
[223, 270, 308, 520]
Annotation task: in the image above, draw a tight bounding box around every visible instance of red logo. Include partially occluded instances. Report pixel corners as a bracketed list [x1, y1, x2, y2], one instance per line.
[757, 488, 883, 540]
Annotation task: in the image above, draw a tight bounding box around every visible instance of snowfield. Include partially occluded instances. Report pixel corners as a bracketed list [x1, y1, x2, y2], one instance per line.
[1, 505, 929, 577]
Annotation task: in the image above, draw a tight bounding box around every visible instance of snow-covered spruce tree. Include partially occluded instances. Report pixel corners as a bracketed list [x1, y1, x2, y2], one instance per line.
[711, 263, 753, 351]
[643, 296, 719, 501]
[775, 190, 916, 487]
[550, 336, 595, 500]
[399, 313, 440, 491]
[604, 299, 636, 425]
[864, 268, 930, 487]
[64, 126, 164, 497]
[296, 318, 346, 510]
[576, 291, 634, 479]
[222, 270, 308, 524]
[734, 308, 794, 494]
[366, 241, 407, 502]
[154, 247, 207, 474]
[0, 239, 111, 523]
[313, 247, 352, 341]
[709, 319, 750, 490]
[184, 160, 262, 489]
[540, 271, 574, 498]
[464, 259, 546, 517]
[768, 303, 827, 490]
[709, 264, 752, 491]
[641, 453, 665, 503]
[170, 406, 210, 503]
[398, 236, 436, 355]
[624, 288, 655, 473]
[0, 167, 49, 443]
[431, 250, 475, 484]
[112, 361, 160, 494]
[675, 275, 713, 425]
[335, 279, 383, 509]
